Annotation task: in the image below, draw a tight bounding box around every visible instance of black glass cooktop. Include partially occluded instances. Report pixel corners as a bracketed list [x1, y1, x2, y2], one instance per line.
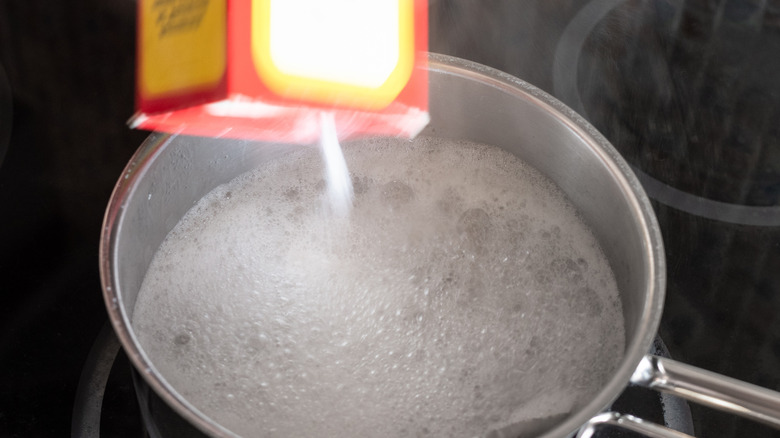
[2, 1, 780, 437]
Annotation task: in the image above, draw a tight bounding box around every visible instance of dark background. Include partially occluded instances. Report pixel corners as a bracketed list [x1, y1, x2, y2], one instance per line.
[0, 1, 146, 436]
[2, 1, 780, 437]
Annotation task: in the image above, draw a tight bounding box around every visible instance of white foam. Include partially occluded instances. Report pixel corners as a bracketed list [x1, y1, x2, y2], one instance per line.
[132, 137, 625, 438]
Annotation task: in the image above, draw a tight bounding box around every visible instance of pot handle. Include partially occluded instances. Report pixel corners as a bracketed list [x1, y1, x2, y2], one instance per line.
[631, 355, 780, 429]
[579, 354, 780, 437]
[577, 412, 694, 438]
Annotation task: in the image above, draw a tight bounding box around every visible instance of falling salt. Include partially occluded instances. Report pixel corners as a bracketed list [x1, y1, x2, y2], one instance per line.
[319, 112, 354, 217]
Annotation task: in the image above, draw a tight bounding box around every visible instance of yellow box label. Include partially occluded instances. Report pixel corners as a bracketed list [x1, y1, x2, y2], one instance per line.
[251, 0, 414, 110]
[140, 0, 226, 97]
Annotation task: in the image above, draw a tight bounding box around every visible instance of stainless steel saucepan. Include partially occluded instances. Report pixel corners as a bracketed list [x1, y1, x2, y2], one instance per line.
[100, 54, 780, 438]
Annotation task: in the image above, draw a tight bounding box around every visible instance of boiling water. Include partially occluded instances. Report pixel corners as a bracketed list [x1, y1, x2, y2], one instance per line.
[132, 137, 625, 438]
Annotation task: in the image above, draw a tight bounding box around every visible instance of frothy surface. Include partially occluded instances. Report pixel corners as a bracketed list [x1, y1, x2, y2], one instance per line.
[132, 137, 625, 438]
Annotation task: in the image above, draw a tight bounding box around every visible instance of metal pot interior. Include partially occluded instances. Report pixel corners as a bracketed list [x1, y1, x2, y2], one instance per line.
[101, 53, 665, 438]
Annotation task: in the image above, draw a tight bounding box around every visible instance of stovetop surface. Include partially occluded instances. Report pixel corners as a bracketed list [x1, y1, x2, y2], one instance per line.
[2, 1, 780, 437]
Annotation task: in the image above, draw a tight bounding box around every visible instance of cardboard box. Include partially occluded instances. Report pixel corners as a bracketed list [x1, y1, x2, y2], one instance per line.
[131, 0, 429, 143]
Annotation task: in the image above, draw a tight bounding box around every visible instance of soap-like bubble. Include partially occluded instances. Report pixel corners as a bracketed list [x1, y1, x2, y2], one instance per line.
[132, 136, 625, 438]
[381, 180, 415, 209]
[457, 208, 492, 252]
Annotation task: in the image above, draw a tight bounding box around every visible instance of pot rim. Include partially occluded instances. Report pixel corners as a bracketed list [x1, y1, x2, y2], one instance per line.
[100, 53, 666, 438]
